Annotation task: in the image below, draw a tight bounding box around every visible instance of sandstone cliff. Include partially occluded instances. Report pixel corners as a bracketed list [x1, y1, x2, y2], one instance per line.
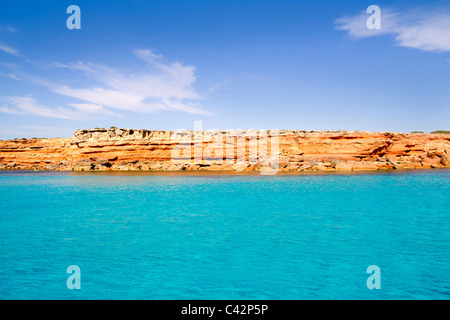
[0, 129, 449, 172]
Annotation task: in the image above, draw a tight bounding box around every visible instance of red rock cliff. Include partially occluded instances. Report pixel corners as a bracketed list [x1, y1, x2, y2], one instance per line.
[0, 129, 449, 172]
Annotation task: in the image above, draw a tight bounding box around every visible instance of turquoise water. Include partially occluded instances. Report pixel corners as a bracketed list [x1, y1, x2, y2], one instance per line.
[0, 170, 449, 300]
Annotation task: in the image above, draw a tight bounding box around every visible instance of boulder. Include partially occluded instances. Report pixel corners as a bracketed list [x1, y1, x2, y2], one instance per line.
[231, 163, 249, 172]
[149, 163, 163, 170]
[72, 158, 94, 171]
[441, 156, 450, 167]
[427, 151, 438, 158]
[394, 162, 416, 169]
[329, 159, 340, 168]
[76, 158, 92, 164]
[311, 163, 327, 171]
[286, 163, 300, 170]
[335, 162, 354, 171]
[352, 162, 379, 171]
[96, 158, 110, 166]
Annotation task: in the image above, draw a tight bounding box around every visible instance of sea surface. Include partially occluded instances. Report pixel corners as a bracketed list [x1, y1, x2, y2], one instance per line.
[0, 170, 449, 300]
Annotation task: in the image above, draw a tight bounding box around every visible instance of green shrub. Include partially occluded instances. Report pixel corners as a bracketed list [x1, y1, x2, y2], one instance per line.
[431, 130, 450, 134]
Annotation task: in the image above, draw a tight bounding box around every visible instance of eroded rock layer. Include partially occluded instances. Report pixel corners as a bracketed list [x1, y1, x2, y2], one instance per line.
[0, 129, 449, 172]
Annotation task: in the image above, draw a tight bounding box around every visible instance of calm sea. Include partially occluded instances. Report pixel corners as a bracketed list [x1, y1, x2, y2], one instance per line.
[0, 170, 449, 299]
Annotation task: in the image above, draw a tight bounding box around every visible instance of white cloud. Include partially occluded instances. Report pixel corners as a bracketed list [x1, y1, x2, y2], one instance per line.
[53, 86, 148, 112]
[0, 72, 20, 80]
[50, 49, 210, 115]
[0, 49, 210, 120]
[207, 73, 233, 94]
[335, 8, 450, 53]
[0, 25, 16, 33]
[0, 96, 120, 120]
[0, 43, 22, 57]
[68, 103, 122, 117]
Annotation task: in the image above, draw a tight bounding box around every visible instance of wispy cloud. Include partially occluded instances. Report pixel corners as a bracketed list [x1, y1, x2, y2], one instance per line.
[0, 43, 22, 57]
[0, 25, 16, 33]
[0, 72, 20, 80]
[335, 7, 450, 53]
[0, 97, 121, 120]
[207, 73, 233, 94]
[50, 49, 210, 115]
[0, 49, 210, 120]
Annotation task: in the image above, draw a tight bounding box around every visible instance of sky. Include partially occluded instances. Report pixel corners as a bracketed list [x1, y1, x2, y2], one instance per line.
[0, 0, 449, 139]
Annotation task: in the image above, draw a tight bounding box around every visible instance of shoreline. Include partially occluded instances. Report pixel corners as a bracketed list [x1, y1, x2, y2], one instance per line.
[1, 167, 449, 177]
[1, 129, 449, 173]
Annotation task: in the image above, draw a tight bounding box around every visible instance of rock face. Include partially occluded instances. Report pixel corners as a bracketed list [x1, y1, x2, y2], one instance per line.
[0, 129, 449, 172]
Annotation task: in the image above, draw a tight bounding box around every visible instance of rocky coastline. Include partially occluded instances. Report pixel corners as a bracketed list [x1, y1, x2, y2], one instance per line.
[0, 129, 449, 172]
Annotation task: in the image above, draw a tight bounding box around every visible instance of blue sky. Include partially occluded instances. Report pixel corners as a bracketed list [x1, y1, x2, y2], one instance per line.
[0, 0, 449, 138]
